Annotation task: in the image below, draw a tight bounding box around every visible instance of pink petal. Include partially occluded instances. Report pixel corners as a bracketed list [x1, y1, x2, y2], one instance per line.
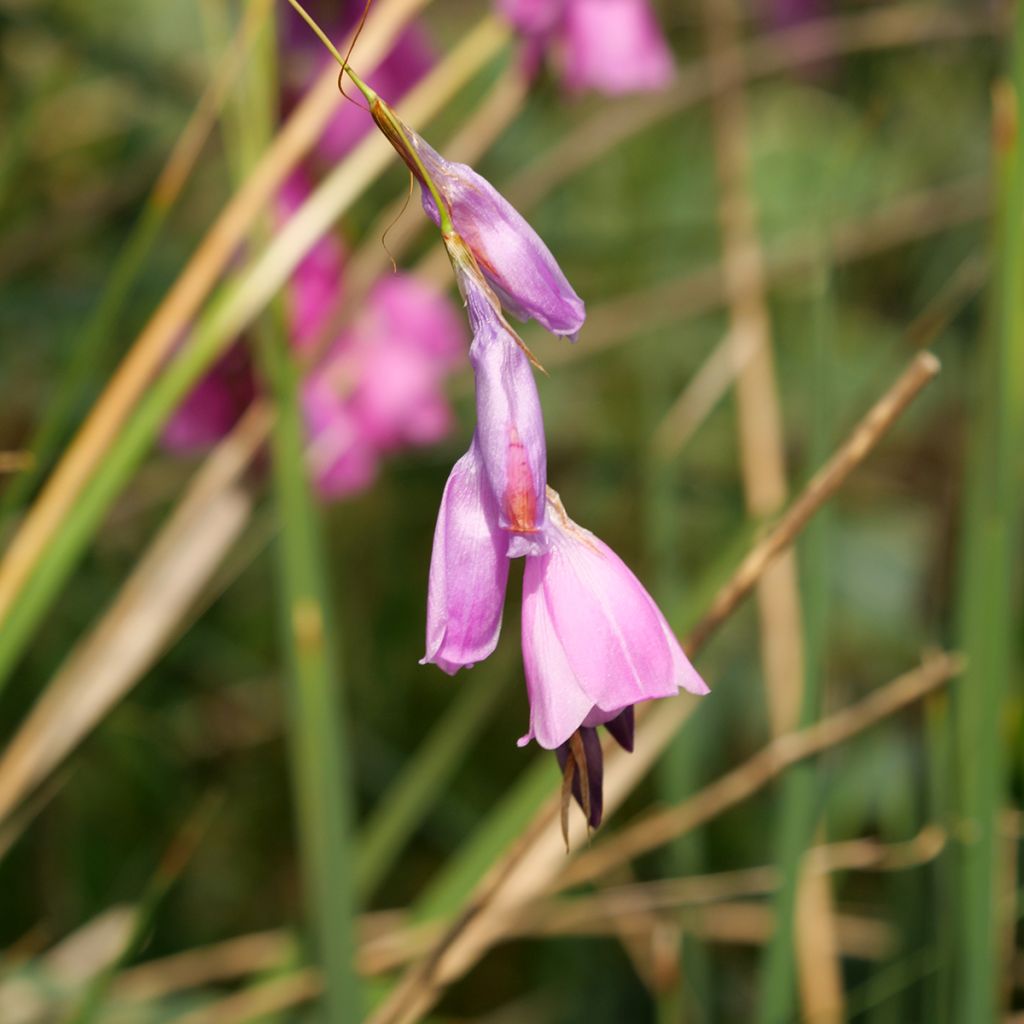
[520, 552, 596, 749]
[423, 443, 511, 674]
[542, 526, 680, 712]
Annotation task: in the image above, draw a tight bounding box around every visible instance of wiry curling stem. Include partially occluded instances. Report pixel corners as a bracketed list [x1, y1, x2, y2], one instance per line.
[283, 0, 455, 234]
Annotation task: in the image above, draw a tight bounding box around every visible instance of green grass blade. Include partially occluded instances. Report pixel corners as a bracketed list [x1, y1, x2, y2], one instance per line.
[356, 660, 511, 902]
[954, 12, 1024, 1020]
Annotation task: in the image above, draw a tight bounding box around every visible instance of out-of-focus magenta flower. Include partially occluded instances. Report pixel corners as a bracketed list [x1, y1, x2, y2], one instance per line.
[279, 170, 348, 352]
[303, 370, 379, 498]
[562, 0, 676, 94]
[422, 442, 511, 674]
[760, 0, 825, 31]
[346, 274, 464, 450]
[302, 272, 466, 498]
[518, 489, 708, 751]
[500, 0, 675, 96]
[457, 266, 548, 552]
[162, 345, 255, 454]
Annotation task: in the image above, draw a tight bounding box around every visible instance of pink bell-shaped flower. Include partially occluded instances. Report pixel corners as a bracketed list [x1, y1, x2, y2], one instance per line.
[519, 489, 708, 750]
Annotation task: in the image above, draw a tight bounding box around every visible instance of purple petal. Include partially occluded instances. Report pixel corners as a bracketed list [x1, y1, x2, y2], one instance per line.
[409, 135, 585, 340]
[542, 523, 680, 711]
[602, 705, 635, 753]
[464, 276, 548, 550]
[520, 552, 595, 749]
[562, 0, 676, 95]
[422, 443, 511, 675]
[518, 492, 709, 748]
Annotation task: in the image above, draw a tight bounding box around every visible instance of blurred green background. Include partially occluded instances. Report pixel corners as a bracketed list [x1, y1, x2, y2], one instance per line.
[0, 0, 1020, 1021]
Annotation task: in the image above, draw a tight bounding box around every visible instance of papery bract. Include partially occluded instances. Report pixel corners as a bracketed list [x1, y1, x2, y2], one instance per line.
[422, 443, 511, 674]
[554, 707, 634, 829]
[519, 492, 708, 750]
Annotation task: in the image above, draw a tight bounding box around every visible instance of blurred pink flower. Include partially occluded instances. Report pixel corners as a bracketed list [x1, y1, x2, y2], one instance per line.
[304, 272, 466, 499]
[164, 177, 465, 502]
[500, 0, 675, 95]
[518, 489, 707, 751]
[278, 170, 347, 352]
[162, 344, 255, 454]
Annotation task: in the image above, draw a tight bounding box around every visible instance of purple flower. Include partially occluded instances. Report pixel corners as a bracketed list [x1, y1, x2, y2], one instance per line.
[422, 442, 511, 674]
[500, 0, 675, 96]
[518, 489, 708, 751]
[455, 264, 549, 551]
[369, 104, 585, 340]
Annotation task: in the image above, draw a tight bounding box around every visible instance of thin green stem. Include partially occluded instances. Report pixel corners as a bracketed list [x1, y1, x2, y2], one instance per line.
[244, 16, 361, 1021]
[954, 11, 1024, 1019]
[283, 0, 455, 235]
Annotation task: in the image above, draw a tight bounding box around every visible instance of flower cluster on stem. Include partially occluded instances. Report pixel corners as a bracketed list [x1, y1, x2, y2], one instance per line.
[287, 0, 708, 841]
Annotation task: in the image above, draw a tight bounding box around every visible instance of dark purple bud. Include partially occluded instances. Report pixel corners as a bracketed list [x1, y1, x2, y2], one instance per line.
[604, 705, 635, 753]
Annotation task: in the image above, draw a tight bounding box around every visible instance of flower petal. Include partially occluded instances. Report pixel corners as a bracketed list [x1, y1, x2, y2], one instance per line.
[465, 276, 548, 548]
[410, 134, 585, 340]
[543, 523, 680, 713]
[422, 443, 511, 675]
[520, 551, 595, 749]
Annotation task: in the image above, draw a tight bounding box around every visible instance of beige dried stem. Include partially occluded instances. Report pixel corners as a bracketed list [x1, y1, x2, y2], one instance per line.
[365, 350, 942, 1024]
[0, 406, 270, 829]
[699, 0, 842, 1013]
[0, 0, 432, 628]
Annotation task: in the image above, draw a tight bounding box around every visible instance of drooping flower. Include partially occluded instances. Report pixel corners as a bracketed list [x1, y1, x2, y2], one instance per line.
[499, 0, 676, 96]
[422, 442, 511, 674]
[452, 254, 549, 551]
[519, 488, 708, 751]
[368, 100, 585, 341]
